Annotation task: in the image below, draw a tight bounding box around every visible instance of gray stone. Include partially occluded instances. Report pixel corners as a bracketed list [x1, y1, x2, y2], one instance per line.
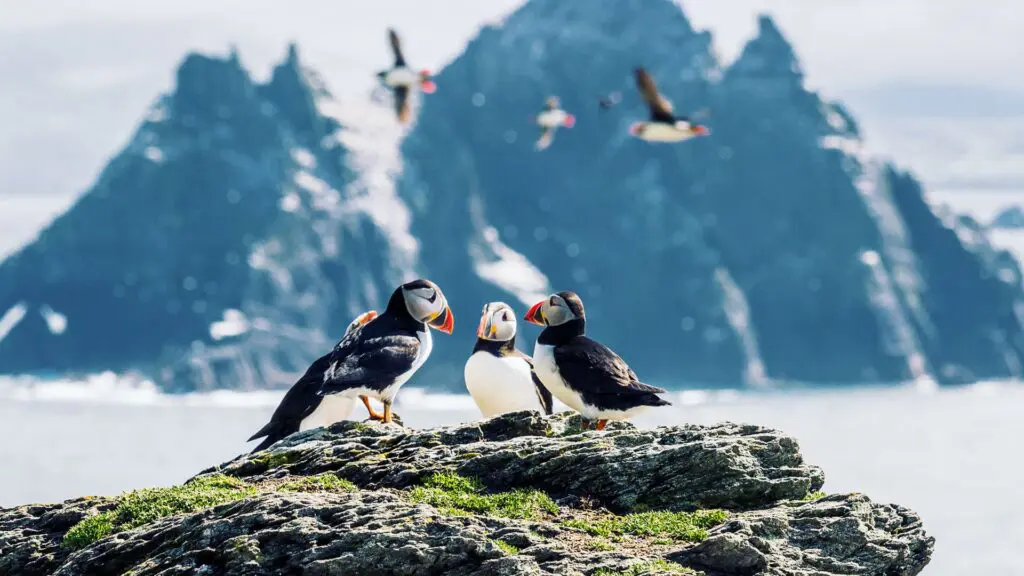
[0, 412, 933, 576]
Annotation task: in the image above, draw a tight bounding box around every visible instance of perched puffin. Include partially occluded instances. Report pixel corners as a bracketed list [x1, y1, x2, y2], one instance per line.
[464, 302, 554, 418]
[247, 309, 380, 454]
[524, 291, 670, 430]
[598, 91, 622, 111]
[533, 96, 576, 150]
[317, 278, 453, 424]
[377, 28, 436, 124]
[629, 67, 710, 142]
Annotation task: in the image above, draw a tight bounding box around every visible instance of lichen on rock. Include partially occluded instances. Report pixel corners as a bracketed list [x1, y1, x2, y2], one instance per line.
[0, 411, 933, 575]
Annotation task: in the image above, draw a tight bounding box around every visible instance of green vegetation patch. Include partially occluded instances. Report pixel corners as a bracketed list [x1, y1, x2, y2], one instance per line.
[278, 473, 356, 493]
[594, 559, 696, 575]
[489, 539, 520, 555]
[409, 472, 558, 520]
[63, 474, 256, 550]
[802, 491, 827, 502]
[563, 509, 727, 543]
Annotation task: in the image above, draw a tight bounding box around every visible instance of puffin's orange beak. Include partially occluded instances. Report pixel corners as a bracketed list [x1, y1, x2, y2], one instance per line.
[429, 305, 454, 334]
[524, 301, 545, 326]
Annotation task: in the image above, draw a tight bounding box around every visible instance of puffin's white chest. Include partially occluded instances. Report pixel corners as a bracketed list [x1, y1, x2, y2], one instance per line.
[635, 122, 694, 142]
[532, 342, 589, 416]
[383, 67, 418, 87]
[464, 351, 542, 418]
[299, 395, 355, 431]
[537, 109, 568, 128]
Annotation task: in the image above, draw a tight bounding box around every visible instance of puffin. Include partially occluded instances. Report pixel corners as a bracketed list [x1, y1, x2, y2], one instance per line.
[247, 309, 380, 454]
[377, 28, 437, 124]
[316, 278, 453, 424]
[523, 291, 671, 430]
[464, 302, 554, 418]
[629, 67, 710, 142]
[533, 96, 576, 150]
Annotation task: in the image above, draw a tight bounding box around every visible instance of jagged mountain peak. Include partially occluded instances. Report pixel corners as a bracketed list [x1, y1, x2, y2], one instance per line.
[725, 14, 804, 86]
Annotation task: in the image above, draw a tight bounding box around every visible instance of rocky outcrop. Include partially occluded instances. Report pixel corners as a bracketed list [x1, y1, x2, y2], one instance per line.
[0, 412, 933, 575]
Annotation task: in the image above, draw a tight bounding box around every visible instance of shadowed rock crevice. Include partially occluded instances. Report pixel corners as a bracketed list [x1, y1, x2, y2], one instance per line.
[0, 412, 932, 575]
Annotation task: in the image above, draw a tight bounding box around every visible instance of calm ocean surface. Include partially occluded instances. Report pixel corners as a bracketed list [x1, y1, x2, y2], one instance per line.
[1, 381, 1020, 576]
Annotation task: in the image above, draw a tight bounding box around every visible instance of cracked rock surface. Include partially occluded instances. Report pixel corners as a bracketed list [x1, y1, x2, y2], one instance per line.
[0, 411, 933, 575]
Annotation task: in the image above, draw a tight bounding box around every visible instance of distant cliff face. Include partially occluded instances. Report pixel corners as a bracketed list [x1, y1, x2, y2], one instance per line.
[2, 0, 1023, 391]
[0, 46, 409, 390]
[399, 2, 1024, 386]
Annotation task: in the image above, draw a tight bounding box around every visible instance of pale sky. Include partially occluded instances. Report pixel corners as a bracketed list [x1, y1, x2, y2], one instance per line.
[1, 1, 1023, 256]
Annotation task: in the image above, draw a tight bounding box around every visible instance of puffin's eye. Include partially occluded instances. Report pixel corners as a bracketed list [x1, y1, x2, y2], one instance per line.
[502, 311, 511, 321]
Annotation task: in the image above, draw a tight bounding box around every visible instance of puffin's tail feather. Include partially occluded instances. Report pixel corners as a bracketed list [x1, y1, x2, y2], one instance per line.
[250, 433, 280, 454]
[247, 421, 275, 442]
[647, 394, 672, 407]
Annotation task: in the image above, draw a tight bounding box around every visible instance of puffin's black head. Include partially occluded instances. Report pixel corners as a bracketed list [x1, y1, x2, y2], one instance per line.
[476, 302, 517, 342]
[524, 291, 584, 327]
[389, 278, 454, 334]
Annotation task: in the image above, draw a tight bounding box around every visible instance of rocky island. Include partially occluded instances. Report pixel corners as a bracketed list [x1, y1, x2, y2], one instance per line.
[0, 412, 933, 575]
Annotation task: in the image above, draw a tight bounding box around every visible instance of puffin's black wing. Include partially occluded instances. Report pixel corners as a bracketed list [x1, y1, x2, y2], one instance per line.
[388, 28, 406, 67]
[318, 333, 420, 396]
[248, 319, 373, 453]
[634, 67, 675, 123]
[394, 86, 411, 124]
[554, 336, 670, 409]
[513, 350, 555, 416]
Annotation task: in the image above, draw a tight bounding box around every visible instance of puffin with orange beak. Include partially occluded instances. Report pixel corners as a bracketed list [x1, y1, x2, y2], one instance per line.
[524, 291, 670, 430]
[247, 309, 380, 453]
[317, 278, 453, 424]
[377, 28, 437, 124]
[628, 67, 710, 143]
[464, 302, 553, 418]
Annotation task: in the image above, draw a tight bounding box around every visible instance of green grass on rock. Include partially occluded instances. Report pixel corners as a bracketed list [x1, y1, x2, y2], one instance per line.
[278, 473, 356, 493]
[563, 509, 727, 542]
[63, 474, 256, 550]
[409, 472, 558, 520]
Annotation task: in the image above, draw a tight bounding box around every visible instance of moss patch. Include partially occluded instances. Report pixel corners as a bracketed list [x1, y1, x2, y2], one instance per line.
[63, 475, 256, 550]
[252, 451, 298, 469]
[278, 473, 356, 493]
[802, 491, 826, 502]
[409, 472, 558, 520]
[563, 509, 727, 543]
[594, 559, 696, 575]
[489, 539, 520, 555]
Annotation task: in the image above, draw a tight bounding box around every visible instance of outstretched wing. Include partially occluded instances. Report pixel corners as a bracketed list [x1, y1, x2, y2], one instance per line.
[394, 86, 411, 124]
[536, 126, 555, 150]
[319, 333, 420, 396]
[634, 67, 675, 122]
[388, 28, 406, 67]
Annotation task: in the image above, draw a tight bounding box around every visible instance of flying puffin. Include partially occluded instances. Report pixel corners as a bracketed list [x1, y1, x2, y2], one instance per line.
[464, 302, 554, 418]
[377, 28, 436, 124]
[524, 291, 670, 430]
[629, 67, 710, 142]
[247, 309, 380, 454]
[533, 96, 576, 150]
[317, 278, 453, 424]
